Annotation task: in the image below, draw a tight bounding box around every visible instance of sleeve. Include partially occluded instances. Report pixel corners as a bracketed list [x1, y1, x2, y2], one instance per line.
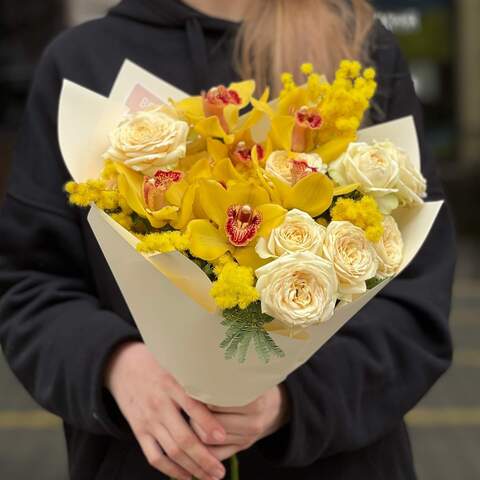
[0, 44, 142, 438]
[254, 33, 456, 467]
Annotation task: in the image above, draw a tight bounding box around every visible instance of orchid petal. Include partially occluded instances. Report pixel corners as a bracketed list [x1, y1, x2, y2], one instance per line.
[186, 219, 230, 262]
[268, 173, 292, 204]
[224, 104, 240, 132]
[333, 183, 360, 196]
[233, 245, 269, 270]
[277, 86, 308, 116]
[175, 96, 204, 121]
[165, 179, 189, 207]
[271, 115, 295, 151]
[227, 182, 270, 208]
[239, 88, 272, 132]
[115, 163, 145, 214]
[149, 206, 179, 222]
[251, 148, 281, 203]
[229, 80, 256, 108]
[198, 180, 229, 226]
[314, 135, 356, 164]
[213, 158, 244, 184]
[256, 204, 287, 237]
[178, 152, 208, 172]
[207, 138, 229, 163]
[186, 157, 212, 183]
[285, 172, 334, 217]
[171, 184, 198, 230]
[195, 116, 235, 144]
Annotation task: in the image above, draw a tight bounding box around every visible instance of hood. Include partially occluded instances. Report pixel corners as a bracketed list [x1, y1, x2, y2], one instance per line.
[110, 0, 238, 31]
[109, 0, 238, 90]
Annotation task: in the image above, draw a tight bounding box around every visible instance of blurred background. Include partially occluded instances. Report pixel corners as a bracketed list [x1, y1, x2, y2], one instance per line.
[0, 0, 479, 478]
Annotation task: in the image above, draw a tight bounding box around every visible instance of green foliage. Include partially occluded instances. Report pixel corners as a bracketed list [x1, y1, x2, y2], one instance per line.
[186, 254, 216, 281]
[130, 215, 177, 235]
[129, 213, 154, 234]
[221, 302, 285, 364]
[366, 277, 384, 290]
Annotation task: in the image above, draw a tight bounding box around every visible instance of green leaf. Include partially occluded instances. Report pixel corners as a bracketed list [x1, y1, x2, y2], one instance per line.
[366, 277, 385, 290]
[220, 302, 285, 364]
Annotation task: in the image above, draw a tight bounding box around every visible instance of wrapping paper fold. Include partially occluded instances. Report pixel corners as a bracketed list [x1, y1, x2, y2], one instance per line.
[59, 60, 443, 406]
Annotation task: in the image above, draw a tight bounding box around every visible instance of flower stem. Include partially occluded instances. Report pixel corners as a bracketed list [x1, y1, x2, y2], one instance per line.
[230, 454, 240, 480]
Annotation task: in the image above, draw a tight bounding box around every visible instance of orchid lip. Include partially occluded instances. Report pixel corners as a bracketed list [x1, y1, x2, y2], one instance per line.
[290, 159, 319, 184]
[204, 85, 242, 106]
[202, 85, 241, 133]
[292, 107, 323, 152]
[143, 170, 183, 211]
[232, 141, 251, 165]
[231, 142, 265, 166]
[295, 106, 323, 130]
[225, 204, 262, 247]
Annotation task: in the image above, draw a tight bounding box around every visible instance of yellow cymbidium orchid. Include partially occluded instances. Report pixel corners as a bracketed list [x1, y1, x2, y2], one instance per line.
[115, 162, 196, 230]
[267, 169, 334, 218]
[186, 180, 286, 269]
[207, 135, 273, 186]
[175, 80, 256, 144]
[198, 87, 272, 185]
[261, 106, 356, 163]
[254, 61, 377, 164]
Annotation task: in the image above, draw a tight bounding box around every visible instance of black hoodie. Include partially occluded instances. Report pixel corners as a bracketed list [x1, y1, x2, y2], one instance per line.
[0, 1, 455, 479]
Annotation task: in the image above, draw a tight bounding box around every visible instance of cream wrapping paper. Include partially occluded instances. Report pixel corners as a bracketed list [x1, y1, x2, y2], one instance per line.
[59, 60, 443, 406]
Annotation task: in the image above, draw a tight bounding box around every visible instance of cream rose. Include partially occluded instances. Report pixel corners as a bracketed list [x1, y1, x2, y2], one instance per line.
[396, 149, 427, 206]
[266, 151, 326, 186]
[256, 252, 338, 328]
[256, 209, 326, 259]
[374, 215, 404, 279]
[329, 141, 400, 213]
[104, 105, 189, 175]
[323, 221, 378, 300]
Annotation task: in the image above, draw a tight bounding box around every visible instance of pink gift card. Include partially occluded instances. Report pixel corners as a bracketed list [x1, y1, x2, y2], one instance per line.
[126, 84, 164, 113]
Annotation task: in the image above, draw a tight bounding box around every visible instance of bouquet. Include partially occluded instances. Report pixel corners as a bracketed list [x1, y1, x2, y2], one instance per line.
[59, 60, 442, 407]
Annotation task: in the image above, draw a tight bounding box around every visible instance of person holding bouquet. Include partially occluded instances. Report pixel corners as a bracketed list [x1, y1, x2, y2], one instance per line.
[0, 1, 455, 479]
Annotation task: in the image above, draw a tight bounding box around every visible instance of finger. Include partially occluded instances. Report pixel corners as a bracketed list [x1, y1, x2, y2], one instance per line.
[155, 425, 217, 480]
[138, 434, 192, 480]
[208, 413, 263, 437]
[210, 445, 243, 463]
[207, 403, 256, 415]
[208, 405, 247, 414]
[192, 420, 246, 447]
[172, 389, 226, 443]
[163, 406, 226, 480]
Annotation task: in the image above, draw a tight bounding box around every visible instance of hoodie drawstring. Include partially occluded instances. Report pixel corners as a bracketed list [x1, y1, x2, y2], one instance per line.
[186, 17, 210, 92]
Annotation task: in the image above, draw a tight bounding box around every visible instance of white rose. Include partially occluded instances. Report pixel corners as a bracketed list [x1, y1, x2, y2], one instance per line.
[256, 209, 326, 259]
[256, 252, 338, 328]
[374, 215, 404, 279]
[323, 221, 378, 300]
[329, 141, 400, 213]
[104, 104, 189, 175]
[266, 151, 327, 186]
[396, 149, 427, 206]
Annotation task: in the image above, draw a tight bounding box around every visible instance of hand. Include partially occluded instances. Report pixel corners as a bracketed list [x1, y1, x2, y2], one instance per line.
[105, 342, 227, 480]
[192, 386, 290, 461]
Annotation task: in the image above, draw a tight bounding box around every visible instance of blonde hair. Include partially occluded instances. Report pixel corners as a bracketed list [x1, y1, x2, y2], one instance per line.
[234, 0, 375, 95]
